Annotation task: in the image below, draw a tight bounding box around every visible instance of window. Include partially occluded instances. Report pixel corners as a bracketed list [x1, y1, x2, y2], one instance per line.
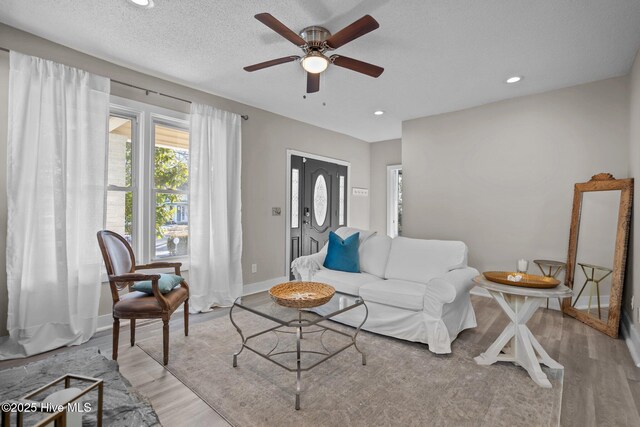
[339, 175, 345, 226]
[291, 168, 299, 228]
[313, 174, 328, 226]
[387, 165, 403, 238]
[153, 122, 190, 258]
[105, 97, 190, 264]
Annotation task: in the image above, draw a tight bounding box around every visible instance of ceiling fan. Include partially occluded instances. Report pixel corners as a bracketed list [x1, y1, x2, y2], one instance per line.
[244, 13, 384, 93]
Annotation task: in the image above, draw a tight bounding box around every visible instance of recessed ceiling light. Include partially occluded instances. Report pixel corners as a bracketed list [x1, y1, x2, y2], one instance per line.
[506, 76, 522, 84]
[128, 0, 154, 8]
[374, 110, 385, 116]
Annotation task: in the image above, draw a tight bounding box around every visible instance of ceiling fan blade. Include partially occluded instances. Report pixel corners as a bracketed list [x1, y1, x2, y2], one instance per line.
[325, 15, 379, 49]
[331, 55, 384, 78]
[307, 73, 320, 93]
[244, 56, 300, 72]
[255, 13, 307, 47]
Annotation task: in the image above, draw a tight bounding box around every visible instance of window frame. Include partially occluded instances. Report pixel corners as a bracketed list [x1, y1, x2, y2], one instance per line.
[107, 96, 190, 268]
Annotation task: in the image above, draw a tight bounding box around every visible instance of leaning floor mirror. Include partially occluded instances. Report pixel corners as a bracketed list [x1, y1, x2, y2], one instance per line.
[563, 173, 633, 337]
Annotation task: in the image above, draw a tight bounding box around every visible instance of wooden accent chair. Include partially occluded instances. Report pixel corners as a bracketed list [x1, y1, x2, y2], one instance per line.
[97, 230, 189, 365]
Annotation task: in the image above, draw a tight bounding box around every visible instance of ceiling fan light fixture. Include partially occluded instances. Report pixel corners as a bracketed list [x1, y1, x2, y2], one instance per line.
[127, 0, 154, 8]
[301, 52, 329, 74]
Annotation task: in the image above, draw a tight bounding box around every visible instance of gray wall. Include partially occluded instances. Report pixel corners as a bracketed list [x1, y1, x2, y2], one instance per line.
[628, 49, 640, 324]
[369, 139, 402, 235]
[402, 77, 630, 276]
[0, 24, 371, 335]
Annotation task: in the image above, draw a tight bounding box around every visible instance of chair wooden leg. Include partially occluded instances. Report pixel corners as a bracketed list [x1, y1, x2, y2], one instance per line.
[184, 299, 189, 337]
[163, 317, 170, 365]
[130, 319, 136, 347]
[112, 318, 120, 361]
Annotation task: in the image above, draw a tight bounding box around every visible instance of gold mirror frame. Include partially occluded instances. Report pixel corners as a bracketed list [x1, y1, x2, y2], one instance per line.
[563, 173, 633, 337]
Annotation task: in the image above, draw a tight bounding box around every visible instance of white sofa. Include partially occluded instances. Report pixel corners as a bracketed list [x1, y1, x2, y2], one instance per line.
[291, 227, 478, 354]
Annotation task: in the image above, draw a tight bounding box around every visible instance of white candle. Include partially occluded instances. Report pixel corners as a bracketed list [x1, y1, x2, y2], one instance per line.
[517, 259, 528, 273]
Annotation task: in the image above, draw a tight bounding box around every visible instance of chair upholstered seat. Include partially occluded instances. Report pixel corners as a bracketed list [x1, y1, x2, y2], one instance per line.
[114, 287, 189, 317]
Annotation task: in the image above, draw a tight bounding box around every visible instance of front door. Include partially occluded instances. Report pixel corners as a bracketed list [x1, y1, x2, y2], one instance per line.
[290, 155, 348, 278]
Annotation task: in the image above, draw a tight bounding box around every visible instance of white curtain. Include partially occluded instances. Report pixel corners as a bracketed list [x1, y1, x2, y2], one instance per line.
[189, 103, 243, 312]
[0, 52, 110, 359]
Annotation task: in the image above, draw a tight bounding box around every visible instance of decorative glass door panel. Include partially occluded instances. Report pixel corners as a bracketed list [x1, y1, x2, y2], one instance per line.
[313, 173, 329, 227]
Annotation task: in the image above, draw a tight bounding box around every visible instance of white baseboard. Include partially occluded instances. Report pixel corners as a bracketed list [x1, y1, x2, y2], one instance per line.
[621, 309, 640, 367]
[243, 276, 288, 296]
[470, 286, 608, 311]
[96, 314, 138, 333]
[96, 314, 113, 332]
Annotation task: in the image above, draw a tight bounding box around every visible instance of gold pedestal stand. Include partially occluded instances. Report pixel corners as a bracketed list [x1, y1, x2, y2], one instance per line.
[572, 263, 613, 320]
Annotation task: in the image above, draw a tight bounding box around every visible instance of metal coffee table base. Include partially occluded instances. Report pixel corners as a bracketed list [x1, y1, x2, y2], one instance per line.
[229, 303, 368, 410]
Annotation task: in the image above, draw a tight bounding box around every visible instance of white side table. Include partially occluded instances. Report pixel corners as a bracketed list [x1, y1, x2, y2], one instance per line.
[473, 275, 572, 388]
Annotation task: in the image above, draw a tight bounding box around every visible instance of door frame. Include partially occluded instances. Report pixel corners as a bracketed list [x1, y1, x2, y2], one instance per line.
[387, 164, 402, 238]
[285, 149, 351, 278]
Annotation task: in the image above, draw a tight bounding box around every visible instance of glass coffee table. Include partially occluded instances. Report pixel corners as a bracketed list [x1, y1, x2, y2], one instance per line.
[229, 291, 368, 410]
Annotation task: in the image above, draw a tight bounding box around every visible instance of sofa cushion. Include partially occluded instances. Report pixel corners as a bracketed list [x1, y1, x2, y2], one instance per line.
[313, 269, 380, 296]
[385, 237, 468, 283]
[359, 234, 392, 278]
[359, 279, 427, 311]
[324, 231, 360, 273]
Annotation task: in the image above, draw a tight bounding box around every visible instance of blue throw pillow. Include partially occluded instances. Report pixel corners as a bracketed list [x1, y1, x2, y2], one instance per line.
[323, 231, 360, 273]
[131, 273, 183, 295]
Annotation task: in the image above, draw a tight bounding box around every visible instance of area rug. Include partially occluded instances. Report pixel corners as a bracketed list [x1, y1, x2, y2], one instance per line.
[0, 347, 160, 426]
[137, 311, 563, 427]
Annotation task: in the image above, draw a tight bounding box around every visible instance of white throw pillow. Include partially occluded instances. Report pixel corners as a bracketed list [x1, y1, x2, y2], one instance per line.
[360, 234, 392, 278]
[335, 227, 376, 247]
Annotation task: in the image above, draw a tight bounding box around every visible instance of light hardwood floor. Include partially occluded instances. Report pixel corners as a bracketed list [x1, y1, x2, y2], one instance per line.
[1, 293, 639, 426]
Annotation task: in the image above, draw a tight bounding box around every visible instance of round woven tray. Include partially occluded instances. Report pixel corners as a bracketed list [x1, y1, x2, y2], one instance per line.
[269, 281, 336, 308]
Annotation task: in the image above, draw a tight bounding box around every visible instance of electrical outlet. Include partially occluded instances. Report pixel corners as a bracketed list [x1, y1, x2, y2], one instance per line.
[251, 264, 257, 274]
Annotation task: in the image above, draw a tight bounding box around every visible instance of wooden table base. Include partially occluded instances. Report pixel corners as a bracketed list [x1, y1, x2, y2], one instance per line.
[474, 291, 563, 388]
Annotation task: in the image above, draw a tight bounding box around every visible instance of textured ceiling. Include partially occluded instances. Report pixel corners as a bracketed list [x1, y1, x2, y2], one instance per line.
[1, 0, 640, 142]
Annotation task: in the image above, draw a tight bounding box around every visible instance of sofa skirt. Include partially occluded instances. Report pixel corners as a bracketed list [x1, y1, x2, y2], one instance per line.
[311, 293, 477, 354]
